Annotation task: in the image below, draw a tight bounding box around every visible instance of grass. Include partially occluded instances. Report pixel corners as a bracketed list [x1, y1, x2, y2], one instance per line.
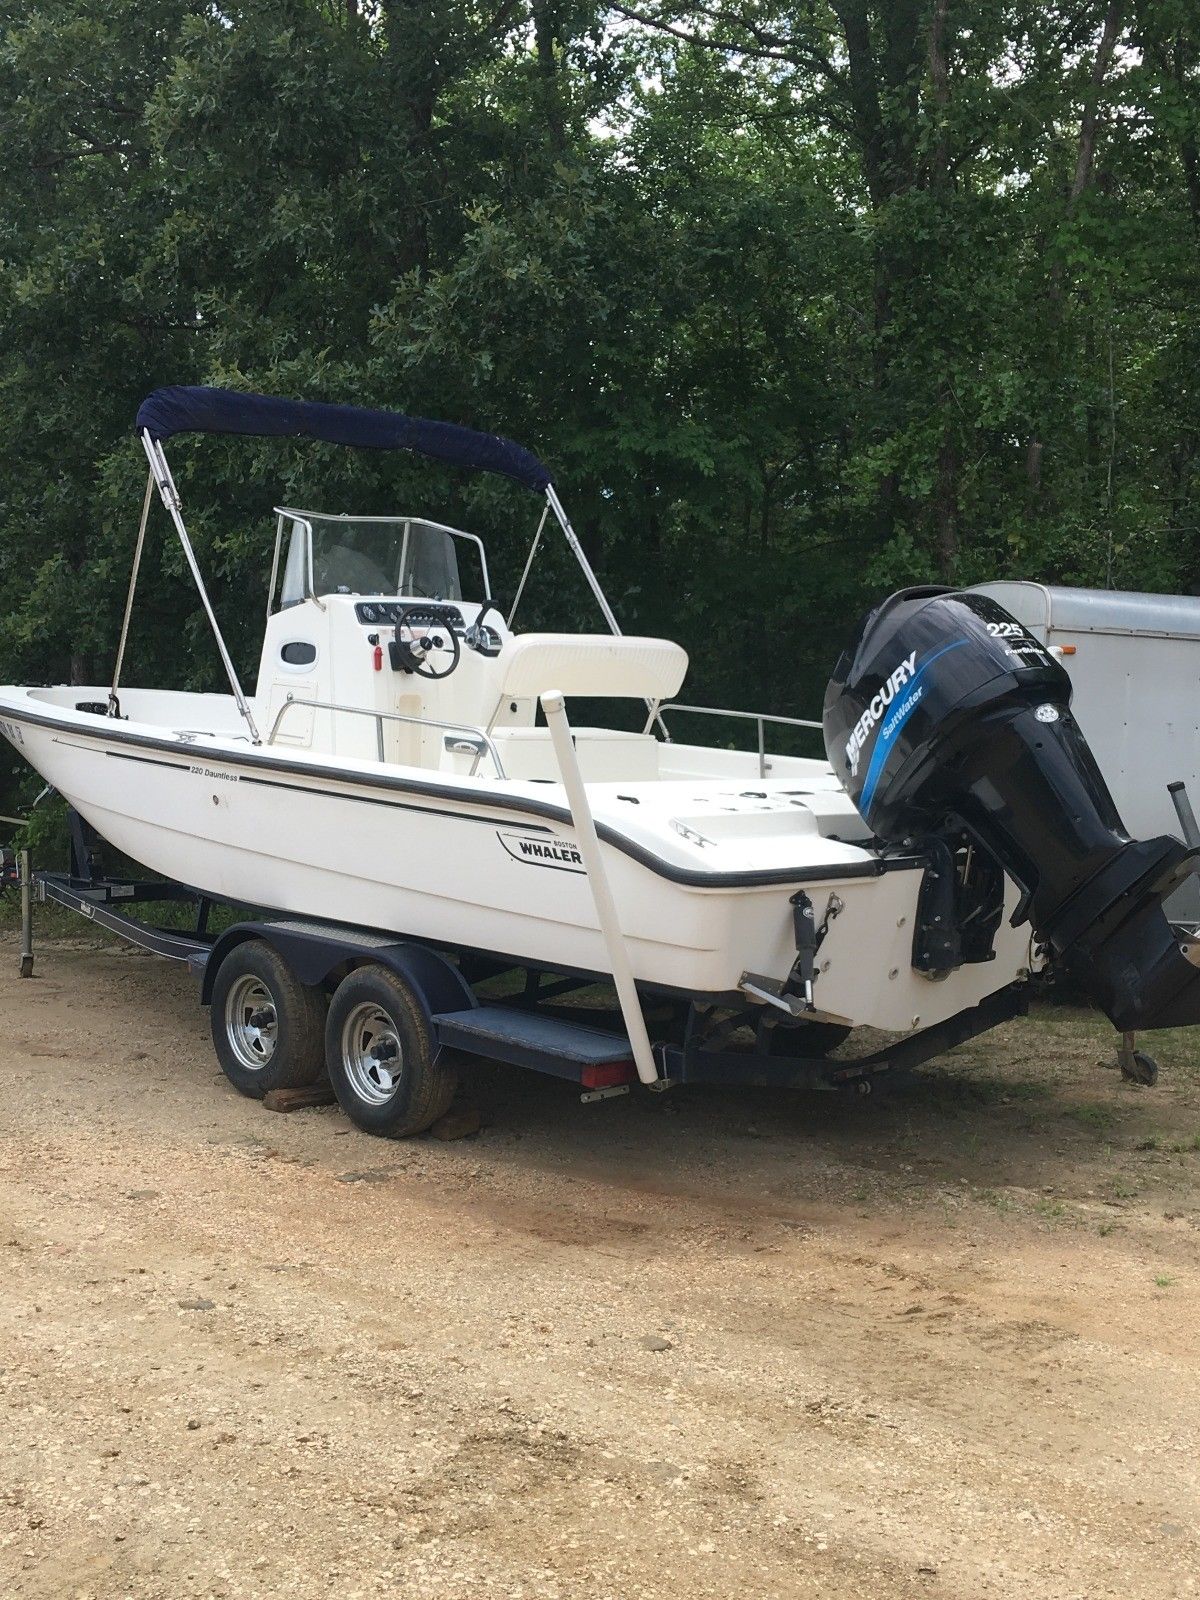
[0, 891, 246, 945]
[972, 1189, 1077, 1225]
[1002, 1078, 1054, 1102]
[1010, 1001, 1200, 1089]
[1068, 1103, 1118, 1133]
[0, 860, 261, 944]
[1135, 1131, 1200, 1155]
[915, 1070, 1051, 1110]
[937, 1199, 960, 1228]
[0, 893, 106, 940]
[1154, 1272, 1177, 1289]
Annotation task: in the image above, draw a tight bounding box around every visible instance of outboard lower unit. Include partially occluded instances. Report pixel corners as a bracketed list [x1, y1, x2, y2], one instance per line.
[823, 587, 1200, 1032]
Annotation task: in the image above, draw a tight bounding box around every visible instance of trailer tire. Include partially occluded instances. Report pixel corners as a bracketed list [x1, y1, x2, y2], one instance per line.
[325, 965, 457, 1138]
[210, 940, 328, 1098]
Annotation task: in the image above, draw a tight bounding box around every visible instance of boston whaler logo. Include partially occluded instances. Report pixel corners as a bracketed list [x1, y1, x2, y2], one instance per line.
[497, 829, 585, 873]
[844, 651, 917, 779]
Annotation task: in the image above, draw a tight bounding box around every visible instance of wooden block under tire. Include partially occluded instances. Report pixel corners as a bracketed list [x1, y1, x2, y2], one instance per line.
[427, 1100, 483, 1141]
[262, 1084, 337, 1112]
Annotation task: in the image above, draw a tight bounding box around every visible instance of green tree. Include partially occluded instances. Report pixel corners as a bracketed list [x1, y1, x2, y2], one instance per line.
[2, 0, 1200, 820]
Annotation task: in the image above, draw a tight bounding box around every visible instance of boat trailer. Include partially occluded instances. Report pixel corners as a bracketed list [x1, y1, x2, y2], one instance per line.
[9, 667, 1190, 1130]
[3, 808, 1042, 1121]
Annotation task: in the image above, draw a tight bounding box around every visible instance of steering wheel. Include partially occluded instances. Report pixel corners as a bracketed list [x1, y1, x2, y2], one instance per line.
[464, 599, 505, 656]
[393, 605, 462, 681]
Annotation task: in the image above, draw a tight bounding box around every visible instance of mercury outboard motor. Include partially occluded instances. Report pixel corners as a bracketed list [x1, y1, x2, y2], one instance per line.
[823, 586, 1200, 1032]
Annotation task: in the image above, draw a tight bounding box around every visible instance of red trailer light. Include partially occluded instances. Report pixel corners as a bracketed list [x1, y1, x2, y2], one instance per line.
[579, 1060, 636, 1089]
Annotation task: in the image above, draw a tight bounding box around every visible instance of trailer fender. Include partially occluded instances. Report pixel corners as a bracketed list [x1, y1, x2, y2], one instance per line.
[200, 922, 476, 1027]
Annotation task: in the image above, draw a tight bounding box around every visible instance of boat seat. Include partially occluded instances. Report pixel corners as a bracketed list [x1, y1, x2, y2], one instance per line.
[495, 633, 687, 701]
[491, 726, 661, 782]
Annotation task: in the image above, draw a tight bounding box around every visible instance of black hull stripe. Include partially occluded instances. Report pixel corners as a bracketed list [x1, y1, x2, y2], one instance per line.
[106, 749, 555, 833]
[6, 701, 910, 890]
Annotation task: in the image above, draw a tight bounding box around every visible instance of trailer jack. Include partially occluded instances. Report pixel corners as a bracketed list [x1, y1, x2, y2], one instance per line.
[1117, 1030, 1158, 1087]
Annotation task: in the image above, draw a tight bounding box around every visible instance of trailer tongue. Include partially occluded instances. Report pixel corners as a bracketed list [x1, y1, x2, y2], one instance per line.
[824, 586, 1200, 1032]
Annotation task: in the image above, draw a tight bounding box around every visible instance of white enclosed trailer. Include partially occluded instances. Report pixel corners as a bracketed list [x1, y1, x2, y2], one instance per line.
[972, 582, 1200, 918]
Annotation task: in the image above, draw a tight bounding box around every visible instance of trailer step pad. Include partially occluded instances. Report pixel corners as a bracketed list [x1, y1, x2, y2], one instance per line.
[433, 1006, 636, 1086]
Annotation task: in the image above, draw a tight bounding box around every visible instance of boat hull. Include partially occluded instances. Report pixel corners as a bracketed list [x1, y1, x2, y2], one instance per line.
[0, 694, 1033, 1029]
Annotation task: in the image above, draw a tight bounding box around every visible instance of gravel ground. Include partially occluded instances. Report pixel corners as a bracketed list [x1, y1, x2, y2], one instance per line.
[2, 937, 1199, 1599]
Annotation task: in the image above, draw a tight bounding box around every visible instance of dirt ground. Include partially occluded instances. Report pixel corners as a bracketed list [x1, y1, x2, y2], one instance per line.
[2, 936, 1199, 1600]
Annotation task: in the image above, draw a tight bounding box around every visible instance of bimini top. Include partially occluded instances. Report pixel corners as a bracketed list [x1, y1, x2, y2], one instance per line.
[135, 385, 552, 493]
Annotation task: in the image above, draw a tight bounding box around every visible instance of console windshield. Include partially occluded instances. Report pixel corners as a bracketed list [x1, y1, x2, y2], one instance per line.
[278, 513, 465, 604]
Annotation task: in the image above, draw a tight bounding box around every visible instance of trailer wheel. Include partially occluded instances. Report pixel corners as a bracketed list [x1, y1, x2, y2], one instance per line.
[1120, 1048, 1159, 1087]
[210, 940, 327, 1098]
[325, 965, 457, 1138]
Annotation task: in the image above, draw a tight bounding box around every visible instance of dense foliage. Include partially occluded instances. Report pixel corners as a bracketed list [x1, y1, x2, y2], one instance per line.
[2, 1, 1199, 812]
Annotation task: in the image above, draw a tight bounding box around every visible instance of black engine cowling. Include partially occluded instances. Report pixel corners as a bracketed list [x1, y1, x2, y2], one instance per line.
[823, 586, 1200, 1031]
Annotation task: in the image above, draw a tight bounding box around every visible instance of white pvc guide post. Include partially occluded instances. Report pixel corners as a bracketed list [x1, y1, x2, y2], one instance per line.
[541, 690, 660, 1088]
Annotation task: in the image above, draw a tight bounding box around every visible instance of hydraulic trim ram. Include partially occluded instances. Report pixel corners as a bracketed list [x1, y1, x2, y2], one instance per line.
[824, 586, 1200, 1032]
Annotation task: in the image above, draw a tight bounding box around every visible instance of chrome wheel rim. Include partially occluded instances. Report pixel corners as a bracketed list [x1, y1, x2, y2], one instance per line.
[225, 975, 278, 1072]
[341, 1002, 404, 1106]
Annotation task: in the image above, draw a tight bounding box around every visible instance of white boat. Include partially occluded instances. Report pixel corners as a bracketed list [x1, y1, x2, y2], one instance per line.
[3, 385, 1198, 1123]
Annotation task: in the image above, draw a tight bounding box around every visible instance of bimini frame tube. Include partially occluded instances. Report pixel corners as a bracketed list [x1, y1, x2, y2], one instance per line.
[108, 468, 156, 716]
[545, 484, 668, 737]
[140, 430, 261, 744]
[507, 501, 549, 629]
[545, 484, 624, 638]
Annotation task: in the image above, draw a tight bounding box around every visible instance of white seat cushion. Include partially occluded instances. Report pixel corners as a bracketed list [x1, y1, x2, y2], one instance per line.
[497, 634, 687, 700]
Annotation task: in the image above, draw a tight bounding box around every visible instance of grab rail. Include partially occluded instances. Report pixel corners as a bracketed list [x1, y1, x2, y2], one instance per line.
[267, 696, 507, 777]
[648, 702, 823, 779]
